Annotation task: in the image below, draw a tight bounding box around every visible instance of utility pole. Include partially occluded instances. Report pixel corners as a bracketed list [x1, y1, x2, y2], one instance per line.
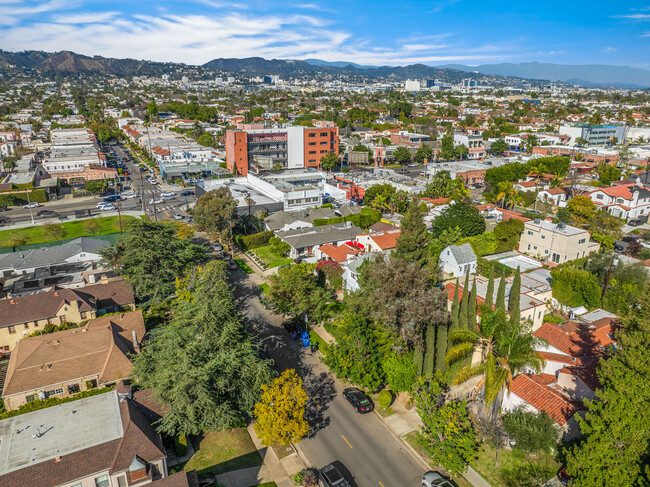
[26, 191, 34, 225]
[117, 199, 123, 235]
[139, 168, 147, 214]
[601, 254, 616, 302]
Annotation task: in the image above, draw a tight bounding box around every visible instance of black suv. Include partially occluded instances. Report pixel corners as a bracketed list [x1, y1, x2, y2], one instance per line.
[320, 463, 351, 487]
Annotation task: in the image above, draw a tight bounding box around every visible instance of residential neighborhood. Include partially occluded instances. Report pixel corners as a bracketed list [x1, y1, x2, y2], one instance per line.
[0, 6, 649, 487]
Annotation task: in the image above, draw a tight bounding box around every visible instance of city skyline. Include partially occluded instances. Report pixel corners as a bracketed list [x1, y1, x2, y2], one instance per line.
[0, 0, 648, 68]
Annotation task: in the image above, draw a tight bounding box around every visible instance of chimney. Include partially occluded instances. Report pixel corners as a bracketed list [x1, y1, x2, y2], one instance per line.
[132, 330, 140, 354]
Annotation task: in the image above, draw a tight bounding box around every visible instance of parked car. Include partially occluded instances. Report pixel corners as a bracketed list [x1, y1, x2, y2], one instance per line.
[0, 206, 9, 212]
[628, 219, 642, 227]
[228, 260, 238, 270]
[342, 387, 374, 414]
[100, 204, 116, 211]
[174, 213, 184, 220]
[622, 235, 640, 243]
[211, 242, 223, 252]
[121, 192, 138, 199]
[221, 252, 232, 261]
[149, 198, 164, 205]
[320, 463, 351, 487]
[161, 193, 175, 200]
[103, 194, 121, 202]
[557, 468, 572, 486]
[23, 202, 40, 209]
[180, 190, 194, 196]
[422, 471, 455, 487]
[282, 320, 302, 335]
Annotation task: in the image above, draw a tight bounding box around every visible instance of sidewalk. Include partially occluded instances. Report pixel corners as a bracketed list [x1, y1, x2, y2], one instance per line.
[310, 325, 491, 487]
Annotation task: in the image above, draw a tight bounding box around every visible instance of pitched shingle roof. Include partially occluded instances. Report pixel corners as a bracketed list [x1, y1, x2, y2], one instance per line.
[447, 243, 476, 265]
[0, 280, 135, 328]
[2, 310, 145, 397]
[0, 237, 110, 272]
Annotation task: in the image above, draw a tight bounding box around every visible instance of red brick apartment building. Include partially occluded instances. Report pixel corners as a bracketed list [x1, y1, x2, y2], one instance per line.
[226, 125, 339, 176]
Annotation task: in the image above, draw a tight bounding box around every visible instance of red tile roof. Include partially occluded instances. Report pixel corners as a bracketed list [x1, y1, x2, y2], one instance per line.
[369, 231, 401, 250]
[533, 319, 616, 357]
[317, 243, 360, 263]
[496, 209, 531, 222]
[509, 373, 583, 425]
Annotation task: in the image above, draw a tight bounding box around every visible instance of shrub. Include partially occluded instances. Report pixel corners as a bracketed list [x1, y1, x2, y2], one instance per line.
[238, 230, 273, 251]
[382, 353, 417, 392]
[313, 216, 345, 226]
[174, 433, 188, 457]
[378, 390, 393, 408]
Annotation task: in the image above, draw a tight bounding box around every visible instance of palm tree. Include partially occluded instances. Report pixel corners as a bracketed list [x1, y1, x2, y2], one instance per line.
[549, 173, 565, 189]
[446, 309, 546, 408]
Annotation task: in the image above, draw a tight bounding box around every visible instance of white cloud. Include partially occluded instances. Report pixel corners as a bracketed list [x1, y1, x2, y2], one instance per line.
[641, 31, 650, 37]
[294, 3, 334, 13]
[602, 46, 617, 53]
[615, 13, 650, 19]
[52, 11, 119, 24]
[0, 4, 521, 66]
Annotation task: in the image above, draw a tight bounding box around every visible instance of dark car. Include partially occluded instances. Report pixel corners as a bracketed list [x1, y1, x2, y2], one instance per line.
[103, 194, 121, 202]
[228, 260, 238, 271]
[320, 463, 351, 487]
[180, 190, 194, 196]
[0, 206, 8, 212]
[37, 210, 59, 219]
[628, 219, 642, 226]
[221, 252, 232, 261]
[282, 320, 302, 335]
[622, 235, 640, 244]
[343, 387, 374, 413]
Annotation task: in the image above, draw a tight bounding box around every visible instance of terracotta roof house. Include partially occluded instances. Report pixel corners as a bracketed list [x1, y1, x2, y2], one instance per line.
[1, 310, 145, 410]
[0, 390, 197, 487]
[314, 243, 361, 263]
[354, 230, 401, 252]
[502, 317, 618, 440]
[0, 279, 135, 352]
[587, 184, 650, 220]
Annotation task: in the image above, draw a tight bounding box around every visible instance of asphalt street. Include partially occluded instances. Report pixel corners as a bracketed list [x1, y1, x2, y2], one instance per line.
[230, 269, 426, 487]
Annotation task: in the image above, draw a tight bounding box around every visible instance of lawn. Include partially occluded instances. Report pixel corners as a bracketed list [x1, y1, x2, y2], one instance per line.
[234, 258, 254, 274]
[0, 215, 137, 248]
[258, 283, 270, 295]
[543, 313, 564, 325]
[470, 444, 560, 487]
[184, 428, 262, 476]
[308, 329, 330, 355]
[253, 245, 293, 268]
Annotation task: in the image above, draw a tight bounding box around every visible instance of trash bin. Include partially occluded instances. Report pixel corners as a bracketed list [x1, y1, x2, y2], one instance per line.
[301, 331, 310, 348]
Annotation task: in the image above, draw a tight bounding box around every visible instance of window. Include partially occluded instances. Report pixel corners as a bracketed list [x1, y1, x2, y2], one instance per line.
[46, 388, 64, 397]
[24, 323, 29, 329]
[527, 244, 531, 250]
[527, 231, 533, 236]
[309, 159, 316, 163]
[308, 133, 316, 137]
[578, 238, 586, 244]
[308, 150, 316, 154]
[68, 384, 80, 394]
[320, 150, 328, 154]
[26, 394, 36, 403]
[320, 132, 328, 136]
[545, 249, 549, 254]
[117, 476, 127, 487]
[95, 475, 109, 487]
[308, 142, 316, 146]
[8, 326, 15, 334]
[596, 193, 603, 200]
[70, 484, 82, 487]
[541, 235, 545, 240]
[320, 141, 328, 145]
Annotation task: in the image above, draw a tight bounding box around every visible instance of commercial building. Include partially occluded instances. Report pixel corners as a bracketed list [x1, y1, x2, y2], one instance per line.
[453, 133, 486, 159]
[559, 124, 626, 146]
[225, 124, 339, 176]
[518, 219, 600, 264]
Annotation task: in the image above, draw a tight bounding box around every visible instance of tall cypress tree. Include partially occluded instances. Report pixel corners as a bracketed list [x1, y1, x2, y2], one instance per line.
[468, 276, 477, 330]
[450, 277, 460, 329]
[435, 323, 448, 374]
[509, 266, 521, 325]
[484, 263, 495, 311]
[423, 325, 436, 376]
[458, 269, 470, 329]
[496, 271, 506, 311]
[413, 347, 424, 376]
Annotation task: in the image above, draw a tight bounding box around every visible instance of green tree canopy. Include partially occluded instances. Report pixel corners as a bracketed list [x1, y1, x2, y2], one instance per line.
[393, 200, 429, 265]
[503, 409, 559, 455]
[99, 220, 208, 302]
[132, 261, 274, 435]
[193, 187, 238, 241]
[432, 201, 486, 238]
[268, 263, 329, 320]
[393, 146, 412, 164]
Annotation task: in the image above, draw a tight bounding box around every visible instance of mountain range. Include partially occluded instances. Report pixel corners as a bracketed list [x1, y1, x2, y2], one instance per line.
[1, 49, 647, 88]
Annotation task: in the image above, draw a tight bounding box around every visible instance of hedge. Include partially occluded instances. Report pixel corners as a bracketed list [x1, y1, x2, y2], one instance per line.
[0, 386, 114, 420]
[314, 216, 345, 226]
[235, 230, 273, 251]
[477, 257, 515, 277]
[0, 189, 47, 206]
[378, 390, 393, 408]
[174, 433, 188, 457]
[313, 208, 382, 229]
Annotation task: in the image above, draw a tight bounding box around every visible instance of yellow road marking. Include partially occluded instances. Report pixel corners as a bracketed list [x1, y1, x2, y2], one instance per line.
[164, 210, 170, 217]
[379, 482, 385, 487]
[341, 435, 353, 449]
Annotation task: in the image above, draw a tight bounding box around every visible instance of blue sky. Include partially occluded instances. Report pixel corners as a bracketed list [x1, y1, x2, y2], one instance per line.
[0, 0, 648, 68]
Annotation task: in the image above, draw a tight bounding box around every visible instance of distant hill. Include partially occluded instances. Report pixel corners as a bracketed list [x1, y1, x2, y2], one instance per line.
[439, 62, 650, 88]
[0, 50, 179, 76]
[202, 57, 502, 83]
[302, 58, 380, 69]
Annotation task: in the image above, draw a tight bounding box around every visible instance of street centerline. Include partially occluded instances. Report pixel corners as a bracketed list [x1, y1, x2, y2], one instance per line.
[341, 434, 353, 449]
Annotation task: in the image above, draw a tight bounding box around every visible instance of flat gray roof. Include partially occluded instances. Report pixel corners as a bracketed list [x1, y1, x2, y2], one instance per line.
[0, 391, 123, 475]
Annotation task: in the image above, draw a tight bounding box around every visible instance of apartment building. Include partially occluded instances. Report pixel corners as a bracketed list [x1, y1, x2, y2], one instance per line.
[1, 311, 145, 410]
[559, 124, 626, 146]
[453, 133, 486, 159]
[225, 125, 339, 176]
[587, 184, 650, 220]
[519, 219, 600, 264]
[0, 389, 196, 487]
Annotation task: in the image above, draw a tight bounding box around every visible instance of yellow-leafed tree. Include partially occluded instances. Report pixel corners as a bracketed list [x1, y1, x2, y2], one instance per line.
[254, 369, 309, 446]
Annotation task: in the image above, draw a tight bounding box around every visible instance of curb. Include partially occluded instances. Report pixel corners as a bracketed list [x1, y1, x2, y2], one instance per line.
[372, 410, 431, 472]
